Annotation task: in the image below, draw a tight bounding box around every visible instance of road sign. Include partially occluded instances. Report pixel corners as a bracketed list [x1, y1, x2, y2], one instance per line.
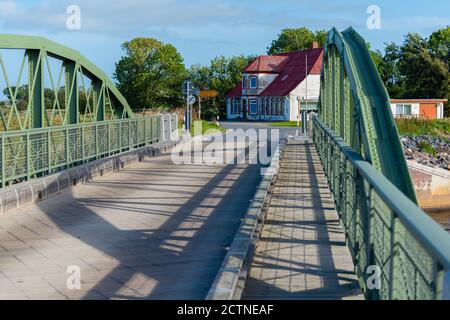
[188, 95, 196, 105]
[191, 88, 200, 95]
[182, 80, 194, 95]
[200, 90, 219, 98]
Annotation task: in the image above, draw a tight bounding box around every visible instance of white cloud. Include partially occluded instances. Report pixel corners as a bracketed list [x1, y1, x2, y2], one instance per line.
[0, 0, 17, 16]
[384, 16, 450, 31]
[0, 0, 357, 36]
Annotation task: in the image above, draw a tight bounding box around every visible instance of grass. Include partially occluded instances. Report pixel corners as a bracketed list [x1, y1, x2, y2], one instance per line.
[418, 141, 438, 157]
[395, 118, 450, 138]
[191, 120, 224, 136]
[269, 121, 302, 127]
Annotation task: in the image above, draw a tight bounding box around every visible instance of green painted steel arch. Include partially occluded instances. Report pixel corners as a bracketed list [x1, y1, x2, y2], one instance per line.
[319, 27, 417, 203]
[0, 34, 134, 131]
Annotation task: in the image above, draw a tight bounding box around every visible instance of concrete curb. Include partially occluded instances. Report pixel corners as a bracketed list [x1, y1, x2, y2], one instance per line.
[407, 160, 450, 180]
[205, 138, 288, 300]
[0, 140, 178, 215]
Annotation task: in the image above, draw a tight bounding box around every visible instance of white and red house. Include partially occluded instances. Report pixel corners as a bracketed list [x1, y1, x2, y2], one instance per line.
[226, 45, 324, 121]
[389, 99, 447, 119]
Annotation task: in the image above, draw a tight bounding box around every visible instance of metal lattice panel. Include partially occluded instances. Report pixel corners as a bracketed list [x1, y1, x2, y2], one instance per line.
[0, 116, 162, 187]
[312, 117, 450, 300]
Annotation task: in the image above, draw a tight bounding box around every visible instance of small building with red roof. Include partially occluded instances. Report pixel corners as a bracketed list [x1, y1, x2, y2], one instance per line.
[226, 43, 324, 121]
[389, 99, 447, 119]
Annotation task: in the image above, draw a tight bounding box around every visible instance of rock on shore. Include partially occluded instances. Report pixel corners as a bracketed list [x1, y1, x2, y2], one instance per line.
[401, 136, 450, 171]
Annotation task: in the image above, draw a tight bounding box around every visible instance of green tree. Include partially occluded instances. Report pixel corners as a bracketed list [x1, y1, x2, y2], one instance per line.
[189, 55, 254, 119]
[2, 85, 29, 111]
[429, 26, 450, 64]
[114, 38, 187, 110]
[373, 32, 450, 111]
[3, 85, 67, 112]
[398, 33, 450, 101]
[267, 28, 327, 55]
[377, 43, 406, 98]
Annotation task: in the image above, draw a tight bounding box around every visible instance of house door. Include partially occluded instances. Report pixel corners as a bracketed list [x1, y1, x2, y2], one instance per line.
[242, 100, 248, 120]
[420, 103, 437, 119]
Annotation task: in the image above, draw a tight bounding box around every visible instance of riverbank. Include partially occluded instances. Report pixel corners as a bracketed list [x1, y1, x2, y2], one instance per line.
[425, 210, 450, 232]
[401, 135, 450, 171]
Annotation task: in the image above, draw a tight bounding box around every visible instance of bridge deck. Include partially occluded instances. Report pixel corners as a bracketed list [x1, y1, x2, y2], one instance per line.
[0, 141, 262, 299]
[242, 140, 363, 300]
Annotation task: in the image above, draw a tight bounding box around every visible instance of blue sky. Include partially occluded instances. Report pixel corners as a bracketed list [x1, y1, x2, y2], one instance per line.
[0, 0, 449, 79]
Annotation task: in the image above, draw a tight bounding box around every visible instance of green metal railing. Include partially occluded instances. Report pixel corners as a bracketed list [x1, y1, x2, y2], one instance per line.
[0, 115, 161, 188]
[313, 116, 450, 300]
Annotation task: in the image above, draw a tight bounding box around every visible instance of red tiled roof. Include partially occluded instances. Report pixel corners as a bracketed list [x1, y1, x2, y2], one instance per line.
[226, 48, 323, 98]
[245, 55, 290, 73]
[227, 80, 242, 98]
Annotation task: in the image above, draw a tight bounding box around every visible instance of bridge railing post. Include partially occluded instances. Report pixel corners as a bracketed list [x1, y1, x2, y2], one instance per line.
[95, 123, 99, 160]
[47, 130, 51, 174]
[1, 135, 4, 188]
[81, 125, 85, 163]
[26, 131, 30, 181]
[65, 127, 69, 169]
[388, 213, 398, 300]
[442, 272, 450, 300]
[118, 121, 122, 151]
[107, 121, 111, 156]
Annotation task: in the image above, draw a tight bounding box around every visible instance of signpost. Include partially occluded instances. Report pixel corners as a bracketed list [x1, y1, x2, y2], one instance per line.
[198, 90, 218, 120]
[182, 83, 218, 130]
[199, 90, 218, 98]
[182, 80, 194, 95]
[182, 80, 194, 132]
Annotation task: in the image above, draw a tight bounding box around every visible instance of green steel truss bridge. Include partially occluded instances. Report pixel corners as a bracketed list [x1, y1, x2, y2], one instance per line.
[0, 34, 162, 188]
[0, 29, 448, 301]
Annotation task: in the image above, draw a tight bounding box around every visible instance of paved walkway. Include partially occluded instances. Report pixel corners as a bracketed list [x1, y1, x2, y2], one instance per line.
[0, 138, 262, 299]
[242, 140, 363, 300]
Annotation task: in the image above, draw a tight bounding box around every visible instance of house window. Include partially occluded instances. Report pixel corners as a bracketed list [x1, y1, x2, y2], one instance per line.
[396, 104, 412, 116]
[249, 76, 258, 89]
[231, 99, 240, 114]
[242, 76, 247, 90]
[249, 100, 258, 115]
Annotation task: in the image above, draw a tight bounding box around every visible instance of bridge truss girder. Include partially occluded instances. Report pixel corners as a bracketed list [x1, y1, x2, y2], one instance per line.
[0, 34, 134, 131]
[319, 27, 417, 203]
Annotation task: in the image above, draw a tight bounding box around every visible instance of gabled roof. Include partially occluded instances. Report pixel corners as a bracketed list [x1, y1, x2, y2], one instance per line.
[227, 80, 243, 98]
[245, 55, 290, 73]
[227, 48, 323, 98]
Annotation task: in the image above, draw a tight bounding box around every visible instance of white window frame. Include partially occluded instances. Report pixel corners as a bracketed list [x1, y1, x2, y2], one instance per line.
[396, 104, 412, 116]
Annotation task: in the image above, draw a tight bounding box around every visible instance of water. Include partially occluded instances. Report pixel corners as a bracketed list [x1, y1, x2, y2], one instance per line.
[425, 210, 450, 233]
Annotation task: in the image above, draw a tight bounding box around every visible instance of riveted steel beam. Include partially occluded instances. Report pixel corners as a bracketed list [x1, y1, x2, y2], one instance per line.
[318, 27, 417, 203]
[0, 34, 134, 132]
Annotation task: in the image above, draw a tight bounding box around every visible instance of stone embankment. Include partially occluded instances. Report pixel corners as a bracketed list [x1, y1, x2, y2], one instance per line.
[401, 136, 450, 171]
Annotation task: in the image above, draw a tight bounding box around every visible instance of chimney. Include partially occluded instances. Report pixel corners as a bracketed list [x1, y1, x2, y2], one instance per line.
[311, 41, 319, 49]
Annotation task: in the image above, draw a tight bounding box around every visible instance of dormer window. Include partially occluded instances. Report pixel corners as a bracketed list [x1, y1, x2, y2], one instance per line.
[249, 76, 258, 89]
